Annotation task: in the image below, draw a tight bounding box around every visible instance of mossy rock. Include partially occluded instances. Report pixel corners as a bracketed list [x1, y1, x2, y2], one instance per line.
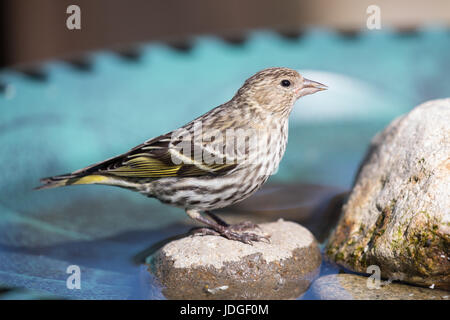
[326, 99, 450, 290]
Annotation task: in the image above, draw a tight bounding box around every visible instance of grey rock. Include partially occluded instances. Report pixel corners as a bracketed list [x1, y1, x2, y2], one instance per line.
[327, 98, 450, 290]
[149, 219, 321, 299]
[310, 274, 450, 300]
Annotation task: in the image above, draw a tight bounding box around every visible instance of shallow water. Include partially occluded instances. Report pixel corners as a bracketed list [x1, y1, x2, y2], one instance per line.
[0, 183, 344, 299]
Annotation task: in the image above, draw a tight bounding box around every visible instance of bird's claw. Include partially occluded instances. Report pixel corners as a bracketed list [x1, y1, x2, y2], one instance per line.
[191, 226, 270, 245]
[222, 228, 270, 245]
[191, 227, 220, 237]
[228, 221, 262, 232]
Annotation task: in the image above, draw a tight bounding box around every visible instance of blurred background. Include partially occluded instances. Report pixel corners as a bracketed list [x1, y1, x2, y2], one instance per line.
[1, 0, 450, 67]
[0, 0, 449, 299]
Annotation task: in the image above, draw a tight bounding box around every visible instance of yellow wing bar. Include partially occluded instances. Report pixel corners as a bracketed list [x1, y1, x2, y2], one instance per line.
[105, 155, 237, 178]
[107, 156, 182, 177]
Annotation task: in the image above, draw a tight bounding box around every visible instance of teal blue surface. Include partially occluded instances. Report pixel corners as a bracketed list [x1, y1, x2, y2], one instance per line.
[0, 29, 449, 299]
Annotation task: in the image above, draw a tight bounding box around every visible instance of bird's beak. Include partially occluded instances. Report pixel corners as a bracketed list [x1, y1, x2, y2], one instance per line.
[296, 78, 328, 98]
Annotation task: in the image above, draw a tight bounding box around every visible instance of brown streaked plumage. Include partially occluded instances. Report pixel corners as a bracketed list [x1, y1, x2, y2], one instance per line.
[37, 67, 327, 244]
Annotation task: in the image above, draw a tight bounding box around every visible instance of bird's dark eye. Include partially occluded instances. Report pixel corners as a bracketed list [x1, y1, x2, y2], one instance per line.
[281, 80, 291, 87]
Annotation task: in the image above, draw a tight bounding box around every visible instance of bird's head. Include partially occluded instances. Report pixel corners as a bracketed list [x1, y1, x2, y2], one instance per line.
[234, 67, 327, 116]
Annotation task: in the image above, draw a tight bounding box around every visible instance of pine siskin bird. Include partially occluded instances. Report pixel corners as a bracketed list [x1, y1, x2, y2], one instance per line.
[37, 67, 327, 244]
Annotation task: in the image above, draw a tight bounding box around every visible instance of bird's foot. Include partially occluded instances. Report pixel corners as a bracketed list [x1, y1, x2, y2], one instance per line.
[227, 220, 262, 232]
[191, 226, 270, 245]
[221, 227, 271, 244]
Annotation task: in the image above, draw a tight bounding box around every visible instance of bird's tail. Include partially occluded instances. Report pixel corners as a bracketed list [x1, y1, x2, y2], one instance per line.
[35, 173, 111, 190]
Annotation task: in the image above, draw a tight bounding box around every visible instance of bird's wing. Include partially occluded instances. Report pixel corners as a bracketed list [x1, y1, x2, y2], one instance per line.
[70, 132, 238, 179]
